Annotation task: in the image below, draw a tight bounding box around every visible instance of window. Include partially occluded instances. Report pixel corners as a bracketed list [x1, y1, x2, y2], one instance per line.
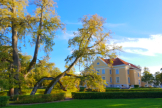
[116, 69, 119, 74]
[116, 77, 120, 83]
[110, 77, 112, 83]
[102, 69, 105, 74]
[102, 76, 105, 80]
[97, 70, 99, 75]
[97, 62, 100, 65]
[139, 80, 140, 85]
[127, 70, 129, 74]
[128, 77, 130, 83]
[138, 73, 140, 77]
[110, 70, 112, 74]
[106, 82, 109, 84]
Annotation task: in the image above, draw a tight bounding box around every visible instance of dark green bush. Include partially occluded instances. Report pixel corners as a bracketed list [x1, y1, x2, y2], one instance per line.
[79, 87, 86, 91]
[134, 85, 139, 88]
[13, 93, 65, 104]
[0, 96, 9, 107]
[72, 92, 162, 99]
[0, 92, 7, 96]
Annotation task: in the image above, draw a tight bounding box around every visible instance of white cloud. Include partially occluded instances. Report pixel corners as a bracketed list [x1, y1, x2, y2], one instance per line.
[75, 71, 81, 75]
[141, 65, 162, 75]
[61, 31, 76, 40]
[116, 34, 162, 56]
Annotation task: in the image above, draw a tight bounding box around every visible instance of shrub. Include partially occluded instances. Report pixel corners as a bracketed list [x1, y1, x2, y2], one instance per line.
[0, 92, 7, 96]
[72, 92, 162, 99]
[79, 87, 86, 91]
[0, 96, 9, 107]
[134, 85, 139, 88]
[13, 93, 65, 104]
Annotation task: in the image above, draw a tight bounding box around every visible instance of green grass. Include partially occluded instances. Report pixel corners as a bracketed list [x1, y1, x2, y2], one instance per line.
[5, 98, 162, 108]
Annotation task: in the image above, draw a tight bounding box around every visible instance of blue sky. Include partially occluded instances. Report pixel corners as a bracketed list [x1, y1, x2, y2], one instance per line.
[22, 0, 162, 74]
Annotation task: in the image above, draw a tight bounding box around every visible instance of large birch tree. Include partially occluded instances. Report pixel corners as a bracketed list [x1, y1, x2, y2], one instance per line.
[30, 14, 121, 95]
[0, 0, 63, 95]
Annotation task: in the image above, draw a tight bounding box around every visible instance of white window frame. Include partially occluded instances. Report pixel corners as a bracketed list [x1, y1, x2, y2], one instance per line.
[102, 69, 105, 74]
[110, 70, 112, 74]
[97, 70, 100, 75]
[102, 76, 105, 80]
[127, 70, 129, 74]
[116, 69, 119, 74]
[97, 62, 100, 65]
[138, 73, 140, 77]
[116, 77, 120, 83]
[128, 77, 130, 83]
[110, 77, 112, 83]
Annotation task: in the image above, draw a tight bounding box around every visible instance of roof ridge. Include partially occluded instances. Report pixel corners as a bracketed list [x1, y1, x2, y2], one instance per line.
[117, 58, 129, 65]
[98, 57, 140, 70]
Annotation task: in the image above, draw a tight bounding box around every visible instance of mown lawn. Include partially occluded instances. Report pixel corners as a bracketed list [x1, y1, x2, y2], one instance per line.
[5, 98, 162, 108]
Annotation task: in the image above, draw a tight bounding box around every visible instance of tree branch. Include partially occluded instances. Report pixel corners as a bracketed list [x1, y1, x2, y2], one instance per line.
[66, 73, 94, 79]
[1, 58, 12, 63]
[30, 77, 66, 95]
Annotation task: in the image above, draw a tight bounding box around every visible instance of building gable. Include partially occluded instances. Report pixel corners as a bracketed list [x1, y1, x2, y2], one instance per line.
[92, 57, 108, 67]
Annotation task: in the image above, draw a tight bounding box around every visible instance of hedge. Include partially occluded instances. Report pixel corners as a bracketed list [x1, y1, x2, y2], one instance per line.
[72, 92, 162, 99]
[0, 96, 9, 107]
[13, 93, 65, 104]
[79, 87, 86, 92]
[105, 89, 162, 92]
[134, 85, 139, 88]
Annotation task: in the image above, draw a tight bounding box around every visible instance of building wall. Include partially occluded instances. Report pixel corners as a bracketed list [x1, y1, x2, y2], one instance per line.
[141, 82, 152, 87]
[111, 66, 129, 87]
[129, 69, 135, 86]
[92, 58, 107, 67]
[92, 57, 141, 88]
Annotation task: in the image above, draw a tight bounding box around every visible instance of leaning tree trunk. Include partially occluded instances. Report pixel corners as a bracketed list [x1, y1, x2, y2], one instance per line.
[30, 77, 66, 95]
[44, 57, 80, 94]
[24, 6, 43, 80]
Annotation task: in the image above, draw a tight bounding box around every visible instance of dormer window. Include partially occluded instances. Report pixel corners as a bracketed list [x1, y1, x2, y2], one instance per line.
[97, 62, 100, 65]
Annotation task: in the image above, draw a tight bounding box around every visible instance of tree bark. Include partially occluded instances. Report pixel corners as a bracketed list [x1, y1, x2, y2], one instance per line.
[30, 77, 66, 95]
[25, 6, 43, 78]
[44, 57, 80, 94]
[11, 0, 21, 95]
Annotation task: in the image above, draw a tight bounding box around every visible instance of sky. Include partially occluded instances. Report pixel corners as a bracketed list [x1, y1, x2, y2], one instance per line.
[22, 0, 162, 75]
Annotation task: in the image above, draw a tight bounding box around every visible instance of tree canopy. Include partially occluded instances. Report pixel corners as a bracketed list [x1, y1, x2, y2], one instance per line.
[0, 1, 121, 96]
[142, 67, 154, 84]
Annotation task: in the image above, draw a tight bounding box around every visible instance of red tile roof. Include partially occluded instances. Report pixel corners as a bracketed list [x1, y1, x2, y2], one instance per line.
[99, 57, 140, 70]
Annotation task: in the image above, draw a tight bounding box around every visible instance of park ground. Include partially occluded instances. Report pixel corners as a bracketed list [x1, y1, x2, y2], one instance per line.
[5, 98, 162, 108]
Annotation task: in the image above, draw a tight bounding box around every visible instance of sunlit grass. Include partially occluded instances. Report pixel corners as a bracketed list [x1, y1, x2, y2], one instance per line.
[6, 98, 162, 108]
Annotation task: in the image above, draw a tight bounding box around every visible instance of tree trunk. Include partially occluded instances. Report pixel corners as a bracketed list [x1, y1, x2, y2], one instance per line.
[30, 77, 66, 95]
[11, 1, 21, 95]
[25, 6, 43, 78]
[44, 57, 79, 94]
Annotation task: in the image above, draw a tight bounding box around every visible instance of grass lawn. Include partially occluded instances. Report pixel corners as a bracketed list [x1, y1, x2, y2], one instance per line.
[6, 98, 162, 108]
